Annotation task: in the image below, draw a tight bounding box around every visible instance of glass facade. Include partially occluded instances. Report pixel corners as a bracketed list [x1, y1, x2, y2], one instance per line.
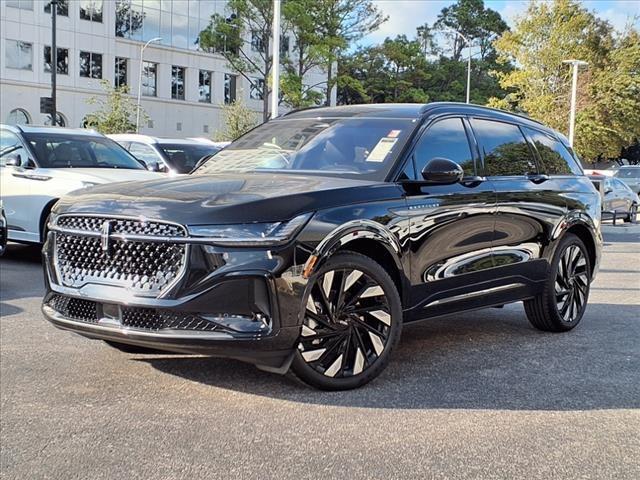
[171, 66, 186, 100]
[115, 0, 220, 51]
[5, 40, 33, 70]
[142, 61, 158, 97]
[44, 46, 69, 75]
[79, 51, 102, 78]
[44, 0, 69, 15]
[199, 70, 212, 103]
[115, 57, 128, 88]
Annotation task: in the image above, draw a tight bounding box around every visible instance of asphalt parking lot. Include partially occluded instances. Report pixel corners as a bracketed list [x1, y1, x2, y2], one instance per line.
[1, 224, 639, 479]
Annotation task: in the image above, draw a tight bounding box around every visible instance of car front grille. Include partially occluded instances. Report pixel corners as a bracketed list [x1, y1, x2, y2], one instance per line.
[47, 295, 222, 332]
[53, 215, 187, 297]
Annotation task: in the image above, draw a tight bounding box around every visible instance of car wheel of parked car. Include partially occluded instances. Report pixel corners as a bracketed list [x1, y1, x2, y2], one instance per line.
[524, 234, 591, 332]
[290, 252, 402, 390]
[625, 203, 637, 223]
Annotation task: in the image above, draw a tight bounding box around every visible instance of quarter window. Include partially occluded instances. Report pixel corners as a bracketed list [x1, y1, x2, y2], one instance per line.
[523, 127, 582, 175]
[410, 118, 475, 178]
[471, 119, 537, 176]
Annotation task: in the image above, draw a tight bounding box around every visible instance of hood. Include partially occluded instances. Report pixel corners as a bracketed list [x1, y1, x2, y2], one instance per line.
[41, 168, 164, 184]
[54, 172, 401, 225]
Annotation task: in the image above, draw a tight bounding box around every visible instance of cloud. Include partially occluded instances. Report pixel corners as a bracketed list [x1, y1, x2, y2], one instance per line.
[588, 0, 640, 32]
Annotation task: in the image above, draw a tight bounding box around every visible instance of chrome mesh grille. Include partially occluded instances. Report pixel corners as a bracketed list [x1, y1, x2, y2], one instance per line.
[48, 295, 98, 323]
[53, 216, 187, 296]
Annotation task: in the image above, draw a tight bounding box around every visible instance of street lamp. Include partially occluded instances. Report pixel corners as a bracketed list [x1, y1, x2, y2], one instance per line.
[562, 59, 588, 147]
[271, 0, 281, 119]
[445, 28, 472, 104]
[136, 37, 162, 133]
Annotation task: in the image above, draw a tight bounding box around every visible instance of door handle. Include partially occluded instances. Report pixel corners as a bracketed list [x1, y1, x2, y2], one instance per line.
[12, 172, 51, 181]
[527, 174, 549, 184]
[461, 176, 486, 186]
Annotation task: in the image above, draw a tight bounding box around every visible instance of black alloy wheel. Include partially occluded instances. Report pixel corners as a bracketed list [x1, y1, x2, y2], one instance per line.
[291, 252, 402, 390]
[525, 234, 591, 332]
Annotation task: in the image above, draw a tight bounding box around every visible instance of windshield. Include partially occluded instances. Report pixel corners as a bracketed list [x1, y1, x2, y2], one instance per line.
[193, 118, 416, 180]
[23, 132, 144, 169]
[615, 168, 640, 179]
[158, 143, 221, 174]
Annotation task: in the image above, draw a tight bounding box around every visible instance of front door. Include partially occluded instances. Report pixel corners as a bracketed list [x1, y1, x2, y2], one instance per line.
[401, 117, 497, 320]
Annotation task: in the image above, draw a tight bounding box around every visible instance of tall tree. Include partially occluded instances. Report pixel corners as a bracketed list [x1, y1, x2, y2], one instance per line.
[199, 0, 274, 121]
[84, 81, 144, 134]
[489, 0, 636, 160]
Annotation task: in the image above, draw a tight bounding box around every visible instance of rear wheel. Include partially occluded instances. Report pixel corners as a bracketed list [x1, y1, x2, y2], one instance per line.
[625, 203, 637, 223]
[524, 234, 591, 332]
[290, 252, 402, 390]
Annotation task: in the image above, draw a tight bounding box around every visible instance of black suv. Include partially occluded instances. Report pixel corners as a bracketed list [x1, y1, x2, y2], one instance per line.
[42, 103, 602, 390]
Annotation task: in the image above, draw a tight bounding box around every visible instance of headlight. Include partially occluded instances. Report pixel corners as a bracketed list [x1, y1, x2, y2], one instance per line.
[187, 212, 313, 246]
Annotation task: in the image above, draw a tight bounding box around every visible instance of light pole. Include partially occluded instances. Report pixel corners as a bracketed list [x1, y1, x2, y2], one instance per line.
[270, 0, 281, 119]
[562, 59, 588, 147]
[136, 37, 162, 133]
[445, 28, 472, 104]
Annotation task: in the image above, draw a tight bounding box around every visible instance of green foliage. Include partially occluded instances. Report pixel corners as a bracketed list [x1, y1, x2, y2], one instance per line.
[213, 99, 259, 142]
[84, 80, 143, 135]
[491, 0, 640, 161]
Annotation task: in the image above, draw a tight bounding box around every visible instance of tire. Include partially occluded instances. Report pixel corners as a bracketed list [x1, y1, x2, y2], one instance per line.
[103, 340, 165, 354]
[624, 203, 637, 223]
[290, 251, 402, 390]
[524, 234, 591, 332]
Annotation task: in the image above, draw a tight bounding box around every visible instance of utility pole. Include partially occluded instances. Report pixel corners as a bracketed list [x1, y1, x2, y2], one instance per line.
[51, 0, 58, 125]
[270, 0, 281, 119]
[563, 59, 588, 146]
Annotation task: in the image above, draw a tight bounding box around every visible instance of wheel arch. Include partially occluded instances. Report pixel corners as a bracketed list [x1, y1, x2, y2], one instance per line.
[302, 220, 409, 305]
[551, 215, 601, 280]
[39, 198, 59, 243]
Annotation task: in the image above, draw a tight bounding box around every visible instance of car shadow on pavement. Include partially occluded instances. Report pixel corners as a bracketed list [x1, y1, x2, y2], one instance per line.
[141, 301, 640, 411]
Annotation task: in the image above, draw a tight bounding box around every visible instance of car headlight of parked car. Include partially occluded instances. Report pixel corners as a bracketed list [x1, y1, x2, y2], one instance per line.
[187, 212, 313, 246]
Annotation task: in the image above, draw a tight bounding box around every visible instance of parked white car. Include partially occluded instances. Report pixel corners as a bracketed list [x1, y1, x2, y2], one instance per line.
[108, 134, 228, 174]
[0, 125, 163, 244]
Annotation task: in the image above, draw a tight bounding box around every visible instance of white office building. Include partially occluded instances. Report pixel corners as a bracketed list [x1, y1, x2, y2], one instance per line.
[1, 0, 331, 137]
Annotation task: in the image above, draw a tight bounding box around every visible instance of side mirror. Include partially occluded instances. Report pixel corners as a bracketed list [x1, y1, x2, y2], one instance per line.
[146, 161, 160, 172]
[4, 153, 22, 167]
[421, 157, 464, 185]
[604, 187, 613, 195]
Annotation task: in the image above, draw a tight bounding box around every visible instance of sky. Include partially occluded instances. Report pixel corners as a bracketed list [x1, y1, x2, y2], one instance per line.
[359, 0, 640, 46]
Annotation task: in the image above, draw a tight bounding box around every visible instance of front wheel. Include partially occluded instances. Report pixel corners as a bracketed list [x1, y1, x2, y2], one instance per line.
[625, 203, 637, 223]
[290, 252, 402, 390]
[524, 234, 591, 332]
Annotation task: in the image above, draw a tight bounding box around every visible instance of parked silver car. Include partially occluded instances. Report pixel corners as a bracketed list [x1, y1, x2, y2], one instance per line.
[0, 125, 162, 244]
[614, 165, 640, 194]
[590, 175, 639, 223]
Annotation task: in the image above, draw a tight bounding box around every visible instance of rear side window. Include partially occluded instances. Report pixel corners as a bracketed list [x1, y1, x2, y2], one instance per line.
[523, 127, 582, 175]
[410, 118, 475, 178]
[471, 119, 537, 176]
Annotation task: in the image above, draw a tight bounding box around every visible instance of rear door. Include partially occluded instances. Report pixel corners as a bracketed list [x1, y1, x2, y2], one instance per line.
[402, 116, 497, 320]
[470, 118, 567, 296]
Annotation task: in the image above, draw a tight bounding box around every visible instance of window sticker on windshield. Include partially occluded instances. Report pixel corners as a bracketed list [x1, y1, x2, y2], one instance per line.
[366, 137, 398, 162]
[387, 130, 401, 138]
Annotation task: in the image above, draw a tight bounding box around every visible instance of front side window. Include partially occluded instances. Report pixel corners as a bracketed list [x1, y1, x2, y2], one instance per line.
[410, 118, 475, 178]
[224, 74, 237, 104]
[471, 119, 537, 176]
[44, 0, 68, 15]
[195, 118, 416, 180]
[523, 127, 581, 175]
[5, 40, 33, 71]
[115, 57, 128, 88]
[79, 51, 102, 79]
[171, 66, 186, 100]
[0, 130, 30, 167]
[142, 62, 157, 97]
[199, 70, 212, 103]
[158, 143, 221, 174]
[615, 168, 640, 179]
[80, 0, 103, 22]
[250, 78, 265, 100]
[23, 133, 144, 169]
[44, 46, 69, 75]
[128, 142, 162, 169]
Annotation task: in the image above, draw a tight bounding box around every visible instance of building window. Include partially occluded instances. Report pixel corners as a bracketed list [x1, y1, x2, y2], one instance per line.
[79, 51, 102, 79]
[171, 66, 186, 100]
[251, 32, 265, 53]
[224, 74, 237, 104]
[199, 70, 212, 103]
[250, 78, 265, 100]
[6, 109, 31, 125]
[44, 0, 68, 15]
[203, 125, 209, 133]
[142, 61, 157, 97]
[44, 46, 69, 75]
[80, 0, 103, 22]
[6, 1, 33, 10]
[176, 122, 182, 132]
[115, 57, 128, 88]
[280, 35, 290, 56]
[44, 112, 67, 127]
[5, 40, 33, 71]
[115, 0, 144, 39]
